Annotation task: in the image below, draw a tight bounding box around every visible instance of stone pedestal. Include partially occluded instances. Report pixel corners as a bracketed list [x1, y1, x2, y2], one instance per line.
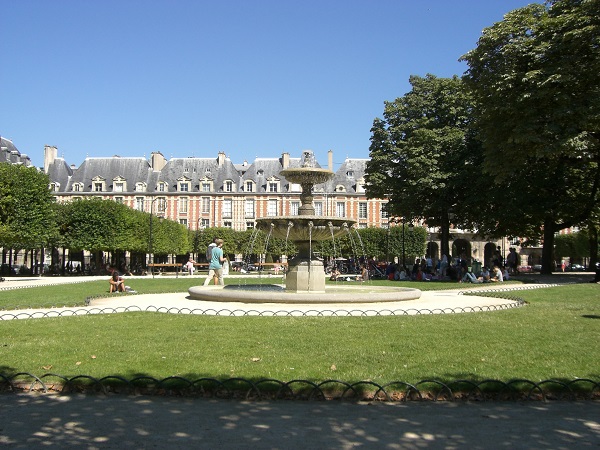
[285, 258, 325, 293]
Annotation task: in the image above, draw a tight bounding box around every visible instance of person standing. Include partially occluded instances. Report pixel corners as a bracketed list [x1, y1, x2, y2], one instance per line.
[209, 239, 227, 286]
[203, 238, 218, 286]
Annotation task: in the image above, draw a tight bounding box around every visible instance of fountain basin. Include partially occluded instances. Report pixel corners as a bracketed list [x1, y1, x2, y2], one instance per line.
[188, 284, 422, 304]
[255, 216, 352, 241]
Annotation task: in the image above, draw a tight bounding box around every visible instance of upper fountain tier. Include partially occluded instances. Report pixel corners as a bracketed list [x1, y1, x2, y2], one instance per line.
[279, 166, 335, 186]
[256, 150, 356, 242]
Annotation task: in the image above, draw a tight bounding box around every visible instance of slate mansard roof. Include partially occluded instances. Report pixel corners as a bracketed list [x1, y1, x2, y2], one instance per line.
[0, 137, 32, 166]
[46, 150, 367, 195]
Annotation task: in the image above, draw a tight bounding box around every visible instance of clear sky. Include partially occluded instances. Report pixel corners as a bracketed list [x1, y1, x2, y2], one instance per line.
[1, 0, 537, 170]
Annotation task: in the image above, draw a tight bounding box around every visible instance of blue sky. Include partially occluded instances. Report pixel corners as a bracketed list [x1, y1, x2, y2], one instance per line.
[1, 0, 537, 169]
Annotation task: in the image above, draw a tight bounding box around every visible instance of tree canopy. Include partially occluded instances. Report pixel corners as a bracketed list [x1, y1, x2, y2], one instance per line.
[461, 0, 600, 272]
[364, 74, 477, 257]
[0, 163, 57, 249]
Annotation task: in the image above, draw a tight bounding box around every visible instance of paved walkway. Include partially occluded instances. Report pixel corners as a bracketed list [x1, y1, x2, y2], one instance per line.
[1, 273, 598, 449]
[0, 273, 578, 318]
[1, 394, 599, 449]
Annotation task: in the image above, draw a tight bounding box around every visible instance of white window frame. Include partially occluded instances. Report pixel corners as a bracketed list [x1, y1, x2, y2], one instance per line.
[135, 197, 145, 211]
[290, 201, 300, 216]
[201, 197, 210, 214]
[314, 202, 323, 216]
[223, 199, 232, 218]
[245, 199, 255, 218]
[358, 202, 368, 219]
[179, 197, 188, 213]
[267, 199, 278, 216]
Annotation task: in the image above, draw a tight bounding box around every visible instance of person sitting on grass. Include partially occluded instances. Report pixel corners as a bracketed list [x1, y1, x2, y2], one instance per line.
[357, 265, 369, 282]
[330, 267, 341, 281]
[481, 267, 491, 282]
[491, 265, 504, 282]
[461, 270, 482, 283]
[109, 271, 125, 293]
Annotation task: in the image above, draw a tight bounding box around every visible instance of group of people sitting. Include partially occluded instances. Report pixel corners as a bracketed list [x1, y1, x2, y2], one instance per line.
[329, 264, 370, 282]
[460, 265, 507, 283]
[328, 256, 509, 284]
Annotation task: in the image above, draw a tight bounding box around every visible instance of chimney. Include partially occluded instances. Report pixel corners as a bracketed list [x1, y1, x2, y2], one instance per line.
[150, 151, 167, 171]
[217, 151, 226, 166]
[281, 152, 290, 169]
[328, 149, 333, 171]
[44, 145, 58, 174]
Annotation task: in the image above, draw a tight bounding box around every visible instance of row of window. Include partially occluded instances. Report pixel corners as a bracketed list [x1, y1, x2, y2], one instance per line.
[120, 197, 369, 219]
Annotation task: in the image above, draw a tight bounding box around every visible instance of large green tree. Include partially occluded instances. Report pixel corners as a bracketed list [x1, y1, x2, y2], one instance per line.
[0, 163, 56, 252]
[365, 74, 478, 258]
[461, 0, 600, 273]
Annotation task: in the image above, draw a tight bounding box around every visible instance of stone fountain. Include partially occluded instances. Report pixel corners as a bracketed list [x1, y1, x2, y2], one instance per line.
[256, 150, 353, 293]
[188, 150, 421, 303]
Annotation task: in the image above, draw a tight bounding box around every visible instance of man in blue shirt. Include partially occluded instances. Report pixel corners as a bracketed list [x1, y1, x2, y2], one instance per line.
[209, 239, 226, 285]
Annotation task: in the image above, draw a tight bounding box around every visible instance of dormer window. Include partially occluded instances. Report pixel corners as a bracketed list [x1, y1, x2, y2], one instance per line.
[335, 184, 346, 192]
[157, 181, 168, 192]
[72, 182, 83, 192]
[224, 180, 234, 192]
[113, 176, 127, 193]
[346, 170, 354, 178]
[245, 180, 254, 192]
[49, 182, 60, 192]
[136, 182, 147, 192]
[257, 169, 264, 176]
[92, 176, 106, 192]
[177, 176, 191, 192]
[200, 176, 213, 192]
[267, 176, 280, 193]
[356, 177, 366, 193]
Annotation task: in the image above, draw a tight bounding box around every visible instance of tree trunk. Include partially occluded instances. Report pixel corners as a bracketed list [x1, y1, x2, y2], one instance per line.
[440, 212, 450, 259]
[588, 224, 598, 269]
[541, 217, 555, 275]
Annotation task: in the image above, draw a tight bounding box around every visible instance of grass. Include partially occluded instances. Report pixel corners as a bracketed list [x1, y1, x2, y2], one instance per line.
[1, 279, 598, 393]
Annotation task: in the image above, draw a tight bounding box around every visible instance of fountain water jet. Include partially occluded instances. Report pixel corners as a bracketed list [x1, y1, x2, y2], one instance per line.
[189, 150, 421, 303]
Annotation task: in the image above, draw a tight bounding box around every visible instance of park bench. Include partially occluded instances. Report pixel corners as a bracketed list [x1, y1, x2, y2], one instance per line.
[147, 263, 182, 277]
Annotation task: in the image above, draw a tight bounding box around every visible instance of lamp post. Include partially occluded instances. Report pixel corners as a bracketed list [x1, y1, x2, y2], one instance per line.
[149, 197, 162, 278]
[387, 217, 403, 267]
[402, 218, 406, 268]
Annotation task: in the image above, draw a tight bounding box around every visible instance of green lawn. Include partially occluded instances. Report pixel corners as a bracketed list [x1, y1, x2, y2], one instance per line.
[1, 280, 598, 392]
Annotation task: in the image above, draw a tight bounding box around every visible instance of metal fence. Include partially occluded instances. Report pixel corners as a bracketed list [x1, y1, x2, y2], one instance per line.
[1, 373, 598, 401]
